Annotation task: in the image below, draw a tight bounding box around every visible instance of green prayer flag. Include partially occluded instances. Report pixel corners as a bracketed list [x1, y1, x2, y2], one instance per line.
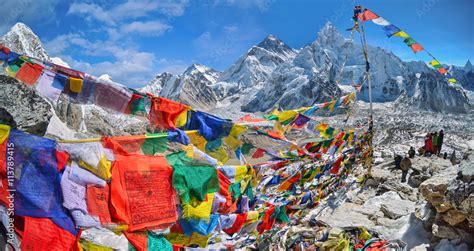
[148, 232, 172, 251]
[241, 143, 255, 155]
[403, 37, 417, 46]
[141, 134, 168, 155]
[166, 151, 219, 203]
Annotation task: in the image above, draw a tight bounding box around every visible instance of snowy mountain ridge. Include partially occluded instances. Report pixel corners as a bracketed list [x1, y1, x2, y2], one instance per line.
[0, 22, 471, 116]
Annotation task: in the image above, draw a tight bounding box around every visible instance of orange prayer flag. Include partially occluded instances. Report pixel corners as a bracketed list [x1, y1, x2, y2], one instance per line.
[437, 68, 447, 74]
[149, 97, 188, 130]
[109, 154, 178, 231]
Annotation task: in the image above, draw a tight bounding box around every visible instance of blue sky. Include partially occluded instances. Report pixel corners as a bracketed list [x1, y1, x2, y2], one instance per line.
[0, 0, 472, 87]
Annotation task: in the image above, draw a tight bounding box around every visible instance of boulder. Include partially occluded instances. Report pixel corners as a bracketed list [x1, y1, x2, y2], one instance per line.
[419, 168, 457, 213]
[0, 76, 53, 135]
[380, 199, 416, 219]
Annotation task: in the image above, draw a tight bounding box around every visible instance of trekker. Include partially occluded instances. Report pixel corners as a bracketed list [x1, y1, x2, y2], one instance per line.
[424, 133, 434, 155]
[394, 155, 402, 170]
[443, 152, 448, 159]
[400, 156, 412, 182]
[408, 147, 416, 158]
[450, 150, 456, 165]
[432, 132, 438, 155]
[437, 130, 444, 155]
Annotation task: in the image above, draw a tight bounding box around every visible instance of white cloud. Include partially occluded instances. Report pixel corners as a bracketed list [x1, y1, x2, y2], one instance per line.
[213, 0, 274, 12]
[44, 33, 92, 54]
[67, 0, 189, 27]
[121, 21, 172, 36]
[0, 0, 60, 34]
[67, 3, 115, 26]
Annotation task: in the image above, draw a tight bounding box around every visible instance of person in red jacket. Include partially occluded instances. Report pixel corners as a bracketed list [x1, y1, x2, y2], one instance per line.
[424, 133, 434, 155]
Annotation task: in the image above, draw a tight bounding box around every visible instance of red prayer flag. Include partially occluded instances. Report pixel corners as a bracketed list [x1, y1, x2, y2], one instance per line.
[252, 148, 266, 158]
[87, 184, 112, 224]
[358, 9, 379, 22]
[20, 217, 78, 250]
[124, 231, 148, 251]
[330, 156, 344, 174]
[149, 97, 188, 129]
[238, 114, 266, 123]
[56, 150, 69, 172]
[437, 68, 447, 74]
[223, 213, 248, 235]
[410, 43, 424, 53]
[15, 62, 44, 85]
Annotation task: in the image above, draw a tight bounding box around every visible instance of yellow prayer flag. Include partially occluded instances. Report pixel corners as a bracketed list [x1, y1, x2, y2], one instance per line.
[448, 78, 457, 83]
[79, 240, 113, 251]
[78, 154, 112, 180]
[188, 132, 207, 151]
[224, 124, 247, 149]
[277, 110, 298, 123]
[69, 77, 83, 93]
[429, 60, 441, 66]
[392, 31, 410, 38]
[175, 109, 188, 128]
[0, 124, 10, 144]
[182, 193, 214, 220]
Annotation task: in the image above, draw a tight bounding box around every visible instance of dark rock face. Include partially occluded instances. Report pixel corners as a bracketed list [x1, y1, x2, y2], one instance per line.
[0, 76, 52, 135]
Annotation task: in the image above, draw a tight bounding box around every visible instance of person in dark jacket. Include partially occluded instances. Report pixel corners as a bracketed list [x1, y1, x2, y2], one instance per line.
[400, 156, 412, 182]
[394, 155, 402, 170]
[408, 147, 416, 158]
[437, 130, 444, 155]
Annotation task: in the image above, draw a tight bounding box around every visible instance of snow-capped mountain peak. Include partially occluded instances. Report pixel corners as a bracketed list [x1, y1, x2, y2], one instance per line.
[464, 60, 473, 72]
[315, 22, 346, 48]
[256, 34, 296, 58]
[0, 22, 50, 62]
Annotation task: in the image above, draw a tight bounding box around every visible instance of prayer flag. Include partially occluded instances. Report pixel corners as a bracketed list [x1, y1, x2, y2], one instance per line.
[437, 68, 447, 74]
[448, 78, 457, 83]
[35, 71, 66, 103]
[410, 43, 424, 53]
[110, 154, 177, 231]
[150, 97, 188, 130]
[15, 62, 43, 85]
[403, 37, 417, 46]
[358, 9, 379, 21]
[166, 151, 219, 203]
[69, 77, 83, 93]
[20, 217, 78, 251]
[392, 31, 410, 38]
[185, 111, 233, 141]
[382, 24, 401, 37]
[371, 17, 390, 26]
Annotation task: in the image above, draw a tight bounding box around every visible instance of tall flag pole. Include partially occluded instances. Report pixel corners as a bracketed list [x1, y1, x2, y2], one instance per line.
[353, 5, 374, 175]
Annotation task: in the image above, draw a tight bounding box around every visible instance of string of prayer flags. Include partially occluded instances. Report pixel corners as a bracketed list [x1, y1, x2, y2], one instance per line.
[0, 122, 373, 249]
[356, 6, 457, 83]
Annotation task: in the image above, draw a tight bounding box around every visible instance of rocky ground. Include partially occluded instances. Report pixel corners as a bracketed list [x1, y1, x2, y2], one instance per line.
[313, 153, 474, 250]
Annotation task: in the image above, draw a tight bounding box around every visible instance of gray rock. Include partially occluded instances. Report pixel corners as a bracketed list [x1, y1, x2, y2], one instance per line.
[0, 76, 52, 135]
[380, 199, 416, 219]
